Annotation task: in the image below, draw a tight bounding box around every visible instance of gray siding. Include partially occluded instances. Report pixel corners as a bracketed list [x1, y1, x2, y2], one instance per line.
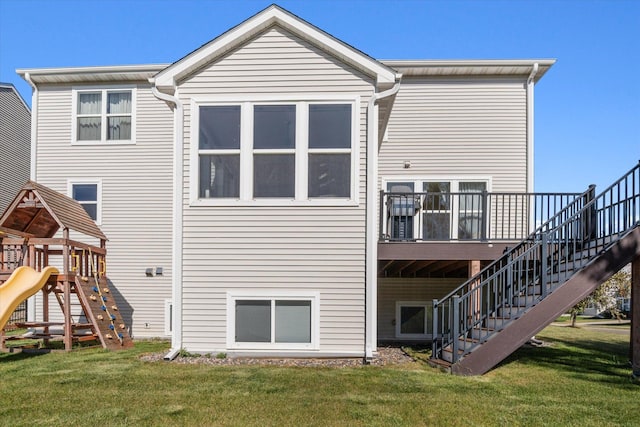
[33, 84, 174, 338]
[377, 277, 464, 340]
[178, 27, 374, 354]
[380, 77, 528, 192]
[0, 86, 30, 213]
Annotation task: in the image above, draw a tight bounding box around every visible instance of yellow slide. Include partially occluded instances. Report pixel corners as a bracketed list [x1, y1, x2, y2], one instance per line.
[0, 266, 59, 330]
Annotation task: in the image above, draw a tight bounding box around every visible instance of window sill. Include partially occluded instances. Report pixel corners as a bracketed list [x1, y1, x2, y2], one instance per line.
[190, 198, 360, 208]
[71, 140, 136, 146]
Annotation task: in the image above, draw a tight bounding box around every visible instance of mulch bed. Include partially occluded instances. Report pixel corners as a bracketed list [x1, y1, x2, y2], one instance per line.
[140, 346, 415, 367]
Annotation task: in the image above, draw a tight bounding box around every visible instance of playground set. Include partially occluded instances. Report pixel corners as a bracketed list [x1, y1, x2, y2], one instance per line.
[0, 181, 132, 351]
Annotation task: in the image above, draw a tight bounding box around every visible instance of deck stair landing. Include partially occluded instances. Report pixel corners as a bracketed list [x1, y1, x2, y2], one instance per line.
[431, 161, 640, 375]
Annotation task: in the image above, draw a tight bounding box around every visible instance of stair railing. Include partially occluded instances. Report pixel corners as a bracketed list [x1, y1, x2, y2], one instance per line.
[432, 161, 640, 364]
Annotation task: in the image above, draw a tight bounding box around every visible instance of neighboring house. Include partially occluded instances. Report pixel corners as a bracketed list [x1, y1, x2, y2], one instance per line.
[0, 83, 31, 213]
[13, 5, 639, 371]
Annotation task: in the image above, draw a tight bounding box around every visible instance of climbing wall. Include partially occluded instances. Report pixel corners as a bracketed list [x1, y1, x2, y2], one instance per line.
[75, 276, 134, 350]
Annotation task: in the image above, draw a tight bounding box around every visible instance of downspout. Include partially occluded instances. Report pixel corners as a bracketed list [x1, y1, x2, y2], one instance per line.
[23, 73, 38, 181]
[150, 80, 184, 361]
[23, 72, 38, 322]
[365, 77, 401, 359]
[526, 63, 539, 194]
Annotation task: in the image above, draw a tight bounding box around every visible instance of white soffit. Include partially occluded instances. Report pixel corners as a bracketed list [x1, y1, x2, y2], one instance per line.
[16, 65, 169, 85]
[382, 59, 556, 83]
[153, 5, 399, 89]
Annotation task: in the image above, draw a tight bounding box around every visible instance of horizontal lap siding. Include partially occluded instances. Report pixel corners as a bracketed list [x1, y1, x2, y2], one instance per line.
[34, 85, 174, 337]
[380, 78, 528, 192]
[179, 27, 373, 353]
[0, 88, 30, 213]
[377, 277, 464, 340]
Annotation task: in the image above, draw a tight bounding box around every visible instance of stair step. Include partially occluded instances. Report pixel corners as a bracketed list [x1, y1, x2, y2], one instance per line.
[470, 327, 494, 341]
[512, 294, 541, 306]
[497, 306, 524, 319]
[485, 316, 510, 330]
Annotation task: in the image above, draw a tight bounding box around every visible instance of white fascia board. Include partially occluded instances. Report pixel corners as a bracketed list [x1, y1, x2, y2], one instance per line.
[154, 6, 397, 88]
[16, 65, 169, 85]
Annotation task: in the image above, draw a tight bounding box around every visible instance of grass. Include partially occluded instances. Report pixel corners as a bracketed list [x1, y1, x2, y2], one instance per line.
[0, 327, 638, 426]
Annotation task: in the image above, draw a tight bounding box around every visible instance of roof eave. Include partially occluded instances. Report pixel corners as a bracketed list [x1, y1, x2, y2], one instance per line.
[16, 64, 170, 85]
[382, 59, 556, 83]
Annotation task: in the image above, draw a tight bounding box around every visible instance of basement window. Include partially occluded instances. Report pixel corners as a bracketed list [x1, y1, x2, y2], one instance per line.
[395, 301, 432, 339]
[227, 292, 319, 350]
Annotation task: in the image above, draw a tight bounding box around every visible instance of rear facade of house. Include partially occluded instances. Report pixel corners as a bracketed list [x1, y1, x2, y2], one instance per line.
[20, 6, 633, 370]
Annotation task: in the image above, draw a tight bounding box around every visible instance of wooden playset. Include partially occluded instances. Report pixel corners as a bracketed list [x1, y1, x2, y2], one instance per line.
[0, 181, 132, 351]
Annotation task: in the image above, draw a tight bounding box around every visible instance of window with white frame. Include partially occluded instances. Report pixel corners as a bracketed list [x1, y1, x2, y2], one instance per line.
[395, 301, 432, 339]
[69, 181, 101, 223]
[384, 178, 489, 240]
[195, 98, 356, 204]
[228, 293, 318, 349]
[73, 88, 134, 143]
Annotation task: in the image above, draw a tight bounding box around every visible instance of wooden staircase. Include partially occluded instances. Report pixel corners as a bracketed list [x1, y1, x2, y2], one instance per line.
[431, 162, 640, 375]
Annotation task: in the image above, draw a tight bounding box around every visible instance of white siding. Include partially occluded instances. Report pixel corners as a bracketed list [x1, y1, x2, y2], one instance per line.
[380, 77, 528, 192]
[377, 277, 464, 340]
[178, 27, 374, 354]
[33, 84, 174, 338]
[0, 86, 30, 213]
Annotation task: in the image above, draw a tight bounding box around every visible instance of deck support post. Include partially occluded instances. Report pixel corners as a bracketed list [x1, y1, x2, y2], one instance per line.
[631, 256, 640, 379]
[469, 261, 481, 322]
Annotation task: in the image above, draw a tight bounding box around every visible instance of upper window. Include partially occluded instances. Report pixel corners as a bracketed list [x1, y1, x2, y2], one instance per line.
[194, 98, 358, 205]
[69, 180, 101, 224]
[73, 87, 135, 144]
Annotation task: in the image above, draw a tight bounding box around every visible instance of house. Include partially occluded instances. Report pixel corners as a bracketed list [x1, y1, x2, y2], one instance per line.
[0, 83, 31, 214]
[9, 5, 639, 373]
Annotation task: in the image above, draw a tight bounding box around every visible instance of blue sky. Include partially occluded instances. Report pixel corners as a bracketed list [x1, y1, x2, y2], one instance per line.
[0, 0, 638, 192]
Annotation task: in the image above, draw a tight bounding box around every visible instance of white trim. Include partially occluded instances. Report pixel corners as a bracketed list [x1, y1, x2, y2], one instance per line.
[67, 179, 103, 225]
[395, 301, 432, 339]
[526, 64, 538, 194]
[190, 96, 360, 206]
[149, 83, 184, 358]
[164, 299, 173, 336]
[71, 85, 137, 145]
[24, 74, 38, 181]
[153, 5, 397, 88]
[226, 290, 320, 351]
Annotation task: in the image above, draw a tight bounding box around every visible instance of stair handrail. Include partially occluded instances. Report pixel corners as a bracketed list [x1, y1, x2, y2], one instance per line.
[436, 185, 592, 305]
[433, 160, 640, 362]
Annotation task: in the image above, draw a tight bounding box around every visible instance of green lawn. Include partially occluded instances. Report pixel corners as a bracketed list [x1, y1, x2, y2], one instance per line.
[0, 326, 638, 426]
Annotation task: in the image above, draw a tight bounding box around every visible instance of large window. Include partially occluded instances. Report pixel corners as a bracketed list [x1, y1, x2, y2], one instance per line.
[73, 88, 134, 143]
[194, 99, 357, 204]
[198, 105, 241, 198]
[253, 105, 296, 198]
[69, 180, 101, 224]
[227, 293, 318, 349]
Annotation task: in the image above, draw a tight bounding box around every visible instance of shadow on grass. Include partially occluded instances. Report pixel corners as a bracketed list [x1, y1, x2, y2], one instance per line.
[0, 349, 50, 362]
[496, 335, 632, 384]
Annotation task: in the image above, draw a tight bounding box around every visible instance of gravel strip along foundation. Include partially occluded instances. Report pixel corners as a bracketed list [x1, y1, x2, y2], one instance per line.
[140, 346, 415, 367]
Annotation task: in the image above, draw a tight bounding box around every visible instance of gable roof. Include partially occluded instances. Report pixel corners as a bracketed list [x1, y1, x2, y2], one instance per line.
[0, 82, 31, 113]
[0, 181, 107, 240]
[152, 4, 399, 90]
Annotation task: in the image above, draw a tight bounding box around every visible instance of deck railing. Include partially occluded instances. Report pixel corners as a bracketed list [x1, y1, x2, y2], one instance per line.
[379, 190, 584, 242]
[431, 161, 640, 364]
[0, 237, 106, 278]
